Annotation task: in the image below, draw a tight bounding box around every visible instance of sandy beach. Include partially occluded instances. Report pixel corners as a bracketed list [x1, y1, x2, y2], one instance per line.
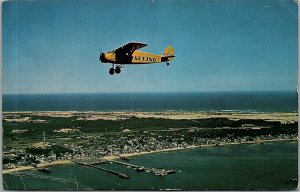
[3, 138, 297, 174]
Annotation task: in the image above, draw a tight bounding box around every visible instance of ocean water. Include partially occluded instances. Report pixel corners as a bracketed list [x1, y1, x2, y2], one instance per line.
[3, 141, 298, 190]
[2, 91, 298, 112]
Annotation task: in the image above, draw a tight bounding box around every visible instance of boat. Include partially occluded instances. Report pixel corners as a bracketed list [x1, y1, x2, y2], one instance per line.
[136, 166, 145, 172]
[166, 170, 176, 174]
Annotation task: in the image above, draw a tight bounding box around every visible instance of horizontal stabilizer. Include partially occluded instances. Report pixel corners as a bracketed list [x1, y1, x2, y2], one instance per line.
[161, 55, 175, 62]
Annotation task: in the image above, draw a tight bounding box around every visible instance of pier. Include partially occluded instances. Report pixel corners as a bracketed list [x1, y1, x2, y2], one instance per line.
[109, 159, 176, 176]
[73, 161, 130, 179]
[109, 159, 140, 168]
[73, 158, 109, 165]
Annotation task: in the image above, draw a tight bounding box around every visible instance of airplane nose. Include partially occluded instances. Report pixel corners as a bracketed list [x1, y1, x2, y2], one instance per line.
[99, 52, 106, 62]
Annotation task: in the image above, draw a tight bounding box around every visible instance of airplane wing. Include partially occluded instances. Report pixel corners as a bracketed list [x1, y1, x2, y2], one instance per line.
[113, 42, 147, 54]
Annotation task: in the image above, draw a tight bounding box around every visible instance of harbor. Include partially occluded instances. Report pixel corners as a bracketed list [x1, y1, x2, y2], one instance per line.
[3, 141, 297, 190]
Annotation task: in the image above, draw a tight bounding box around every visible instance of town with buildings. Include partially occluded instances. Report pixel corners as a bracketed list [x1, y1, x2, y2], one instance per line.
[2, 111, 298, 171]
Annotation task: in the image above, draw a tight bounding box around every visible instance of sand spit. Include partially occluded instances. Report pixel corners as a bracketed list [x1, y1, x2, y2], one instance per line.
[2, 111, 298, 123]
[3, 138, 297, 174]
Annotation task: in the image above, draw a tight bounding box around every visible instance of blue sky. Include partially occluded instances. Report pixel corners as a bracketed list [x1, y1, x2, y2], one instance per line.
[2, 0, 298, 94]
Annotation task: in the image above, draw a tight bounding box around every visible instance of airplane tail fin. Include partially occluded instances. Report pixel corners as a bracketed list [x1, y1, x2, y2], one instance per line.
[161, 46, 175, 62]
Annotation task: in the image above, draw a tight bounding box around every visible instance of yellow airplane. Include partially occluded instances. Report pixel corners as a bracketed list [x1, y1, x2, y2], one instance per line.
[99, 42, 175, 75]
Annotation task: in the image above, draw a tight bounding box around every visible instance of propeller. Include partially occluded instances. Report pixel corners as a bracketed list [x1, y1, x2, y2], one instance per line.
[98, 48, 103, 62]
[98, 48, 106, 63]
[99, 53, 105, 62]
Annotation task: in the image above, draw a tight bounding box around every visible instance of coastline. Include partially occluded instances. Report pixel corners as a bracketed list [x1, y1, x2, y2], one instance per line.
[3, 138, 297, 174]
[103, 138, 298, 160]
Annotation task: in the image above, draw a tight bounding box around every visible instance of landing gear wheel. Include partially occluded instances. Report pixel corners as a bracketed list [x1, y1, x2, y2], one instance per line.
[115, 67, 121, 74]
[167, 62, 170, 66]
[109, 68, 115, 75]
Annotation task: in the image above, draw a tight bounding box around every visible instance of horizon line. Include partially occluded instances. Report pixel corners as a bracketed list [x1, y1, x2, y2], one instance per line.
[2, 90, 298, 95]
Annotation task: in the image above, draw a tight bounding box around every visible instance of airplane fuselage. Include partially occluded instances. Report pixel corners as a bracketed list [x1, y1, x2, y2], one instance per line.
[100, 50, 163, 64]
